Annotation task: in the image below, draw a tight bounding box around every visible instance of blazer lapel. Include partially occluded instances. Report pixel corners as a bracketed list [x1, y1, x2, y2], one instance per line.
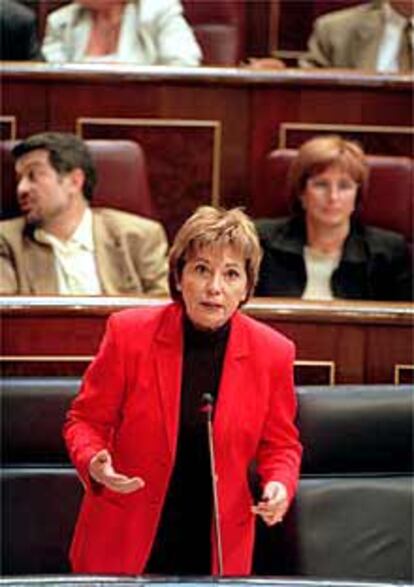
[93, 211, 141, 295]
[154, 303, 184, 458]
[152, 307, 249, 463]
[24, 236, 58, 294]
[213, 312, 249, 457]
[351, 11, 384, 69]
[117, 2, 143, 62]
[70, 6, 91, 60]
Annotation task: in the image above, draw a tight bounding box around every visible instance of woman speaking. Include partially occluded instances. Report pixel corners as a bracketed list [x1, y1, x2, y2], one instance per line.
[64, 206, 302, 575]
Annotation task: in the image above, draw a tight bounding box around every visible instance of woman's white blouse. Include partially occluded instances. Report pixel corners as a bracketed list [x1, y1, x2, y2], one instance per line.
[42, 0, 202, 66]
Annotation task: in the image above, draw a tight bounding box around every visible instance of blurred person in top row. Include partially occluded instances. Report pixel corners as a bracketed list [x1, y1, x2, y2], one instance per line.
[0, 132, 169, 295]
[255, 136, 412, 301]
[3, 0, 411, 72]
[300, 0, 413, 71]
[0, 0, 42, 60]
[248, 0, 413, 73]
[41, 0, 202, 65]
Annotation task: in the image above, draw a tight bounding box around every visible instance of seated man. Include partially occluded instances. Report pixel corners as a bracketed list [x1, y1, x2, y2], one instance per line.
[41, 0, 202, 65]
[0, 0, 43, 61]
[300, 0, 413, 72]
[0, 132, 169, 295]
[255, 136, 412, 301]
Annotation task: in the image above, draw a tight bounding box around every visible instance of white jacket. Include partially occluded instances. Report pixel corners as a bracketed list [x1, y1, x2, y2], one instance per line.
[42, 0, 202, 65]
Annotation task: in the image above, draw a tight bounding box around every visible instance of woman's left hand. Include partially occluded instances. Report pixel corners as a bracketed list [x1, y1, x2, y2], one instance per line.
[251, 481, 288, 526]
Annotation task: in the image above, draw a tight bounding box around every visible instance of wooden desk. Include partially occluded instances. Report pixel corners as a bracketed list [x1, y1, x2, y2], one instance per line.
[2, 64, 413, 236]
[1, 296, 412, 385]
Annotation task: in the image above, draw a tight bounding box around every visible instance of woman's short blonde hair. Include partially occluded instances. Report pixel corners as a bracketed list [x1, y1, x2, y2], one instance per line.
[169, 206, 262, 303]
[289, 135, 369, 214]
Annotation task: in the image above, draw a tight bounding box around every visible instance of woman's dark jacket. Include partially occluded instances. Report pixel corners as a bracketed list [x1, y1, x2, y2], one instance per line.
[255, 216, 413, 301]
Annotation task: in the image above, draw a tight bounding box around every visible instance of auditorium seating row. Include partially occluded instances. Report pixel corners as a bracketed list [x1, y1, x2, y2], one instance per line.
[24, 0, 247, 66]
[2, 377, 412, 581]
[1, 139, 413, 243]
[3, 64, 412, 234]
[23, 0, 374, 67]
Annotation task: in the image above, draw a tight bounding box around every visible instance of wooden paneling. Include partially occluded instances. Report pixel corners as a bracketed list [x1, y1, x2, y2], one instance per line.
[365, 326, 414, 383]
[394, 365, 414, 385]
[278, 123, 414, 156]
[2, 80, 48, 138]
[275, 0, 366, 52]
[245, 0, 276, 57]
[78, 118, 221, 241]
[2, 64, 412, 225]
[0, 116, 16, 140]
[1, 297, 412, 385]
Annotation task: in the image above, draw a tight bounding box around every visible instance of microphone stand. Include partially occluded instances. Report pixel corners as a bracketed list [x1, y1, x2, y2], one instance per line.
[201, 393, 224, 576]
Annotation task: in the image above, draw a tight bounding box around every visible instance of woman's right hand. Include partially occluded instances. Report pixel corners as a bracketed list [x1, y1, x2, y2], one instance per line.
[89, 449, 145, 494]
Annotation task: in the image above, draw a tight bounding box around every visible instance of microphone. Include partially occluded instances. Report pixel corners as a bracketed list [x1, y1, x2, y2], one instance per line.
[200, 392, 224, 576]
[200, 392, 214, 418]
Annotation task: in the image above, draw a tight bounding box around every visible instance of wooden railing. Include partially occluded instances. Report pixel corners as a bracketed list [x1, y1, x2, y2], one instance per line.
[1, 296, 412, 384]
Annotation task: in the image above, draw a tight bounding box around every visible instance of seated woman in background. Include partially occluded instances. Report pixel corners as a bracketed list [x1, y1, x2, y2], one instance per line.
[41, 0, 202, 65]
[255, 136, 412, 301]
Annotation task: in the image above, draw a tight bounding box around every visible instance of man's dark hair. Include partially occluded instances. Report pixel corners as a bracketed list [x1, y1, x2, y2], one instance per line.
[12, 132, 97, 201]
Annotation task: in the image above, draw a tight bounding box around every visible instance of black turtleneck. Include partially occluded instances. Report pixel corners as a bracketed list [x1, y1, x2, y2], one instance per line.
[145, 316, 230, 575]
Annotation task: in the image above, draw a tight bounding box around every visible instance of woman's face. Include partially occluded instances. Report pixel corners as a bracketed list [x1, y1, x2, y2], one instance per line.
[300, 165, 358, 230]
[178, 244, 248, 331]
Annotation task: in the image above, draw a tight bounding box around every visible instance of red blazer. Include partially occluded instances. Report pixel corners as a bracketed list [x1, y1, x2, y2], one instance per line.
[64, 302, 302, 575]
